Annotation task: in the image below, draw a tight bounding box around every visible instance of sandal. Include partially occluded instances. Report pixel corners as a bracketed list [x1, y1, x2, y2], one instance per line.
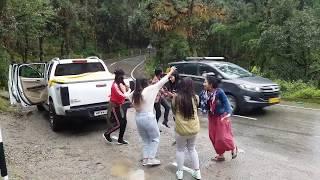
[231, 146, 238, 159]
[211, 156, 225, 162]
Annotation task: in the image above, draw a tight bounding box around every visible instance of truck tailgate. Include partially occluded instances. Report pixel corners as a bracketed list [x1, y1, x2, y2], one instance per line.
[67, 80, 112, 107]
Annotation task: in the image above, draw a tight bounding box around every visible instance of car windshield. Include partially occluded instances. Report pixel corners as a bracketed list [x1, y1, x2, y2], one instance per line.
[54, 62, 105, 76]
[211, 62, 253, 79]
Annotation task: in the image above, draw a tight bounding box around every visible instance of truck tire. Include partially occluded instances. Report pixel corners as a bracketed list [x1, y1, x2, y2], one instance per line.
[37, 105, 45, 112]
[49, 100, 62, 132]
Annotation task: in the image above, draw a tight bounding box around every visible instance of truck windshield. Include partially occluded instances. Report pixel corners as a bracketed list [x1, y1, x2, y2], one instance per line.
[211, 62, 253, 79]
[54, 62, 105, 76]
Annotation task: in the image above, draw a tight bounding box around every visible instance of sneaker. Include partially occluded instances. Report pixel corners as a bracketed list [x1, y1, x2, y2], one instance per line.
[117, 139, 129, 145]
[147, 158, 161, 166]
[162, 123, 170, 128]
[142, 158, 148, 166]
[176, 170, 183, 180]
[192, 170, 201, 180]
[103, 133, 112, 143]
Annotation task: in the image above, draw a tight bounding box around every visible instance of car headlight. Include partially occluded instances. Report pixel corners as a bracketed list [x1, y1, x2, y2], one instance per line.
[239, 84, 261, 92]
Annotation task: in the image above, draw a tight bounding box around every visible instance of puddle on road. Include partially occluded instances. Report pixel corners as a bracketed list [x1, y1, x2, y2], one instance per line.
[110, 160, 145, 180]
[128, 169, 145, 180]
[111, 161, 130, 177]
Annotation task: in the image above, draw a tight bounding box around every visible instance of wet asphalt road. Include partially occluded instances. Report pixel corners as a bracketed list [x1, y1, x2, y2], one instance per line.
[105, 55, 147, 79]
[106, 56, 320, 179]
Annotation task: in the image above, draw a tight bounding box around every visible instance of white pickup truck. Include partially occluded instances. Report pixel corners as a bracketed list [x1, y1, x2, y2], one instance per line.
[8, 56, 132, 131]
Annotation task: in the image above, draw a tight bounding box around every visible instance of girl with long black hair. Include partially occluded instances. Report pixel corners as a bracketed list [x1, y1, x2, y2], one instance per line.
[129, 67, 176, 166]
[103, 69, 131, 145]
[172, 77, 201, 180]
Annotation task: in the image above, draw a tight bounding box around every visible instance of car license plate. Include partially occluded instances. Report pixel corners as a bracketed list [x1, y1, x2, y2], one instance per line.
[94, 110, 107, 116]
[269, 97, 280, 104]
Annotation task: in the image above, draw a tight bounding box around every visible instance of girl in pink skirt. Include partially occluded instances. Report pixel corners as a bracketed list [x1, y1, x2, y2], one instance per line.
[203, 76, 238, 161]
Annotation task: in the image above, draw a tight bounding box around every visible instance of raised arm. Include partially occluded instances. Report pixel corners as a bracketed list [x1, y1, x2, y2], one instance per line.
[152, 66, 177, 91]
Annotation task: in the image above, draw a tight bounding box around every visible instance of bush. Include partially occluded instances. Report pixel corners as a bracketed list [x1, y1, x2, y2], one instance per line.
[144, 56, 160, 78]
[155, 33, 190, 65]
[162, 34, 190, 63]
[0, 97, 9, 112]
[288, 88, 320, 99]
[275, 79, 320, 103]
[144, 33, 190, 78]
[251, 67, 320, 103]
[0, 48, 10, 88]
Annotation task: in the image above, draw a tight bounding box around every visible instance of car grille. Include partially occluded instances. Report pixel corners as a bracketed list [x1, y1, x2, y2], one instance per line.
[260, 85, 280, 93]
[260, 85, 280, 101]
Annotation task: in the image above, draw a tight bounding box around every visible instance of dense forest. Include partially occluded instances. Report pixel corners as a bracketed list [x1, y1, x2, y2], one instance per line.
[0, 0, 320, 90]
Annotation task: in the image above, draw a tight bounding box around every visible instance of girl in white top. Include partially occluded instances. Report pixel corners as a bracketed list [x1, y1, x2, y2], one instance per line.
[128, 66, 176, 166]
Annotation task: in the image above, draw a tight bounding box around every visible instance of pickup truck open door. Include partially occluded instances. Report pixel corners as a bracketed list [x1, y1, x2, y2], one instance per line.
[8, 63, 47, 107]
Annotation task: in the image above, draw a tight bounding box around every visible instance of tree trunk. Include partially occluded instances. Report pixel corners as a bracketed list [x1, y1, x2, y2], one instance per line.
[60, 40, 64, 57]
[260, 54, 267, 73]
[302, 50, 308, 78]
[64, 30, 70, 58]
[23, 33, 29, 63]
[126, 19, 130, 49]
[82, 35, 87, 50]
[187, 0, 195, 54]
[39, 36, 44, 62]
[188, 0, 195, 16]
[94, 0, 99, 52]
[0, 0, 6, 13]
[298, 0, 305, 10]
[82, 0, 88, 50]
[157, 32, 165, 66]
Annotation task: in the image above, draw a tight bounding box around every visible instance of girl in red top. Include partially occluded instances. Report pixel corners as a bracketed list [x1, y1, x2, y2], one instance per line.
[103, 69, 131, 144]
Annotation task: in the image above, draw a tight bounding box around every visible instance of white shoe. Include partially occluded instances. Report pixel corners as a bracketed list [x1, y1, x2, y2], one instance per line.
[176, 170, 183, 180]
[117, 139, 129, 145]
[142, 159, 148, 166]
[192, 170, 201, 180]
[147, 158, 161, 166]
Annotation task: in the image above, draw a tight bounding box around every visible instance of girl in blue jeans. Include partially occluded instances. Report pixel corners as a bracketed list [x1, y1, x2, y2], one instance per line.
[128, 67, 176, 166]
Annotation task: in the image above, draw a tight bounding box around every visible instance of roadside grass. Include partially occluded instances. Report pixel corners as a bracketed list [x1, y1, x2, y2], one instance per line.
[0, 97, 10, 112]
[275, 80, 320, 104]
[282, 97, 320, 105]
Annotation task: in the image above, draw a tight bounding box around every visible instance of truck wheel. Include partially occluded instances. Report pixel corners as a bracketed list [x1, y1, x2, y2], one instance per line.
[49, 100, 62, 132]
[37, 105, 45, 112]
[226, 94, 239, 114]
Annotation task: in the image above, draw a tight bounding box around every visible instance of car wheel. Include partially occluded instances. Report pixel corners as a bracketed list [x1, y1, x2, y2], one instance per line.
[253, 107, 264, 113]
[49, 100, 62, 132]
[226, 94, 239, 114]
[37, 105, 45, 111]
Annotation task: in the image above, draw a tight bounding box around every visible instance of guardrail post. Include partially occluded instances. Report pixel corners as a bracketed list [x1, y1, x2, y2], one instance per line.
[0, 129, 8, 180]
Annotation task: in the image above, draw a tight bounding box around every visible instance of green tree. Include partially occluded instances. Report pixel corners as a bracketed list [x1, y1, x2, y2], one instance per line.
[9, 0, 54, 62]
[138, 0, 225, 64]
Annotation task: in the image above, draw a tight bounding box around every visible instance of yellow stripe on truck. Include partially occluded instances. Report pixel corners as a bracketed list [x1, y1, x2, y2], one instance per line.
[49, 72, 114, 87]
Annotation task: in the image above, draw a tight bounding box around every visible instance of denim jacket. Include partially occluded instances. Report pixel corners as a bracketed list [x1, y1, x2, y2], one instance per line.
[199, 88, 232, 115]
[212, 88, 232, 115]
